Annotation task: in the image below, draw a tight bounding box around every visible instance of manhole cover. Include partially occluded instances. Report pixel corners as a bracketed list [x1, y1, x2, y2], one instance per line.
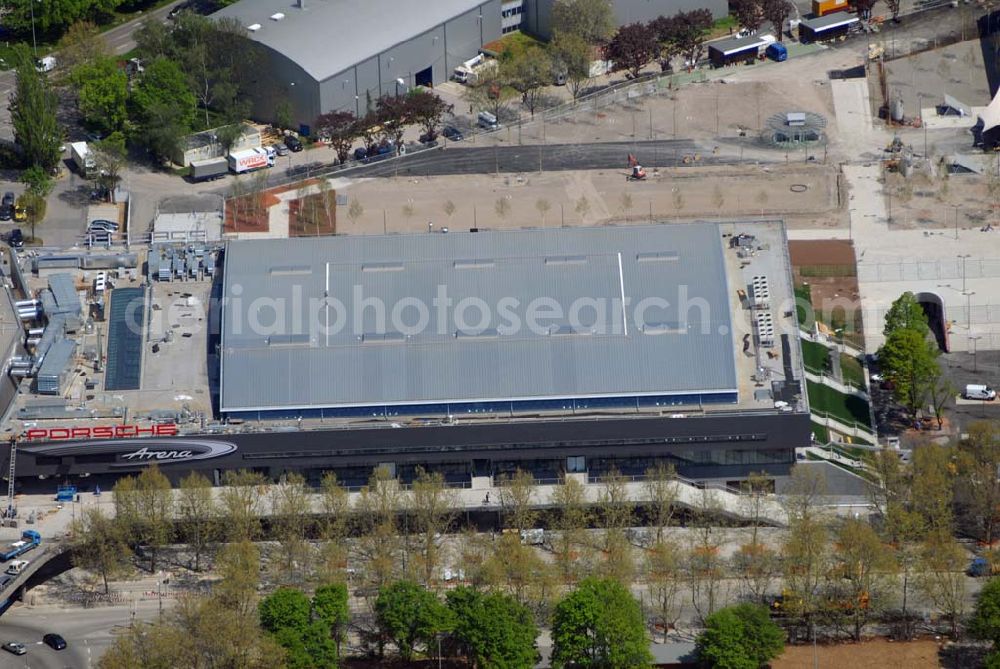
[790, 184, 808, 193]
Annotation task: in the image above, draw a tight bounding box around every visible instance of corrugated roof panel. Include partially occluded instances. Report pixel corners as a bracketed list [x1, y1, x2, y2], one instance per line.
[220, 224, 738, 412]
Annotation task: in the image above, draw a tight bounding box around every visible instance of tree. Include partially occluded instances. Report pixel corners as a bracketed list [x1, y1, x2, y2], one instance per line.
[375, 580, 452, 662]
[910, 443, 955, 536]
[551, 474, 591, 582]
[926, 370, 954, 430]
[551, 0, 615, 44]
[654, 10, 713, 72]
[781, 513, 829, 642]
[58, 21, 110, 73]
[72, 57, 128, 135]
[377, 94, 411, 154]
[318, 472, 350, 578]
[498, 469, 536, 533]
[113, 466, 172, 573]
[833, 518, 894, 641]
[176, 472, 216, 572]
[956, 422, 1000, 544]
[551, 33, 592, 100]
[762, 0, 794, 41]
[971, 577, 1000, 648]
[214, 540, 260, 618]
[356, 466, 403, 588]
[605, 22, 659, 79]
[19, 165, 52, 242]
[219, 469, 268, 541]
[315, 111, 357, 164]
[446, 586, 540, 669]
[883, 292, 930, 340]
[407, 89, 453, 140]
[506, 46, 552, 117]
[696, 604, 785, 669]
[853, 0, 879, 19]
[130, 58, 197, 161]
[271, 472, 313, 582]
[598, 468, 635, 583]
[260, 587, 312, 634]
[410, 468, 456, 585]
[917, 531, 967, 637]
[535, 198, 552, 225]
[464, 64, 516, 123]
[647, 540, 683, 640]
[551, 577, 652, 669]
[733, 0, 765, 35]
[92, 138, 127, 201]
[481, 533, 556, 613]
[10, 46, 62, 171]
[215, 123, 244, 155]
[313, 583, 350, 657]
[69, 507, 130, 595]
[879, 327, 939, 419]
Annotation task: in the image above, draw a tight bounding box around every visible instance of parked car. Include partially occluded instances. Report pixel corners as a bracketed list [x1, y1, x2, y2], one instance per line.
[274, 143, 289, 156]
[442, 126, 463, 141]
[353, 147, 368, 161]
[0, 192, 14, 221]
[285, 135, 303, 152]
[8, 228, 23, 249]
[13, 204, 26, 223]
[1, 641, 25, 655]
[42, 633, 66, 650]
[87, 219, 119, 232]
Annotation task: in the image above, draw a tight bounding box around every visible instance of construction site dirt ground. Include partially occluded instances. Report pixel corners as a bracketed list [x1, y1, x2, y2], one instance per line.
[336, 164, 844, 235]
[772, 637, 945, 669]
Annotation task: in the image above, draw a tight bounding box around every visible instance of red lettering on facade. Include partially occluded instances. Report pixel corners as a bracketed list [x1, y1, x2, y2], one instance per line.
[21, 424, 179, 441]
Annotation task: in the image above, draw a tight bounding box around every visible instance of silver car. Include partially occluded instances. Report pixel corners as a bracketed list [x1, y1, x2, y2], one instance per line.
[274, 143, 289, 156]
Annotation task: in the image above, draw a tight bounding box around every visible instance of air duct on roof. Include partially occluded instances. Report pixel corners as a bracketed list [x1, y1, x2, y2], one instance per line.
[270, 12, 284, 20]
[247, 23, 261, 31]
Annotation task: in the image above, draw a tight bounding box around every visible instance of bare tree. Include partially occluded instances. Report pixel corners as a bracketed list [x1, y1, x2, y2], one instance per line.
[271, 472, 314, 582]
[317, 472, 350, 579]
[176, 472, 217, 572]
[833, 518, 894, 641]
[498, 469, 537, 533]
[686, 488, 726, 622]
[69, 507, 130, 595]
[647, 540, 683, 641]
[917, 532, 967, 637]
[410, 468, 457, 586]
[535, 198, 551, 225]
[643, 463, 677, 544]
[551, 474, 591, 582]
[219, 469, 268, 542]
[356, 466, 403, 588]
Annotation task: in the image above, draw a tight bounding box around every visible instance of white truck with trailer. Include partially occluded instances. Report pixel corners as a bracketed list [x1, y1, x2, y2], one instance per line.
[227, 147, 276, 174]
[70, 142, 95, 177]
[190, 156, 229, 181]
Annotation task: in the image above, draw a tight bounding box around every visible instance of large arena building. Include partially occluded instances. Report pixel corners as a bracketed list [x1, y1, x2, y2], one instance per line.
[11, 222, 809, 490]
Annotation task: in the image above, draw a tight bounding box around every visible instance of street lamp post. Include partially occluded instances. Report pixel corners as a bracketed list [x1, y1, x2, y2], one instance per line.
[965, 290, 975, 333]
[958, 254, 971, 293]
[29, 0, 38, 57]
[970, 335, 983, 372]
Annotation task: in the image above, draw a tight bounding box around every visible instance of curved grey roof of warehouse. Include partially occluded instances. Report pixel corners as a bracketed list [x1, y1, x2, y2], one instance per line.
[211, 0, 485, 82]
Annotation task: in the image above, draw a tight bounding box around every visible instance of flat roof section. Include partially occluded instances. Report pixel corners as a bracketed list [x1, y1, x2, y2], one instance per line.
[709, 34, 767, 57]
[220, 224, 738, 413]
[105, 288, 146, 391]
[211, 0, 485, 82]
[800, 12, 859, 31]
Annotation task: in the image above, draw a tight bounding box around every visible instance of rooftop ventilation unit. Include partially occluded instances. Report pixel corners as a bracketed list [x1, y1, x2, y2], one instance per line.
[270, 12, 284, 20]
[247, 23, 261, 31]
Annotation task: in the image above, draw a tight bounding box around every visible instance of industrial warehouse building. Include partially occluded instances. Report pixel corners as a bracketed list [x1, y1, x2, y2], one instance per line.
[12, 223, 811, 490]
[211, 0, 728, 131]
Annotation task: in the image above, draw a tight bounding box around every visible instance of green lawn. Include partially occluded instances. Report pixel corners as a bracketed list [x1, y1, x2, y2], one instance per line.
[810, 421, 829, 444]
[801, 339, 830, 374]
[807, 380, 872, 428]
[794, 283, 814, 330]
[839, 353, 866, 389]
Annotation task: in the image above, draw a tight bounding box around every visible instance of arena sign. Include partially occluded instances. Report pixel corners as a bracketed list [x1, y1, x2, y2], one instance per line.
[18, 433, 238, 467]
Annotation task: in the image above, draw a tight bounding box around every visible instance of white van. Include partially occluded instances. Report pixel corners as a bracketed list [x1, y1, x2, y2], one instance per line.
[965, 384, 997, 401]
[5, 560, 28, 575]
[477, 111, 499, 131]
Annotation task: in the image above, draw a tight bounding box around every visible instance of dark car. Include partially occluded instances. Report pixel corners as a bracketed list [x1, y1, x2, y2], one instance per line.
[42, 633, 66, 650]
[285, 135, 303, 152]
[8, 228, 23, 249]
[0, 192, 14, 221]
[442, 126, 463, 141]
[353, 147, 368, 161]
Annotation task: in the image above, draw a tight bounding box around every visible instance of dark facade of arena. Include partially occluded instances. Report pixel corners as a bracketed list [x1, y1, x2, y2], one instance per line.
[8, 411, 808, 493]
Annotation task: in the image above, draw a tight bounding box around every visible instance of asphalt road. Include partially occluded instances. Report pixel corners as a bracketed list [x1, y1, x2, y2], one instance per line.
[0, 601, 164, 669]
[334, 138, 741, 179]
